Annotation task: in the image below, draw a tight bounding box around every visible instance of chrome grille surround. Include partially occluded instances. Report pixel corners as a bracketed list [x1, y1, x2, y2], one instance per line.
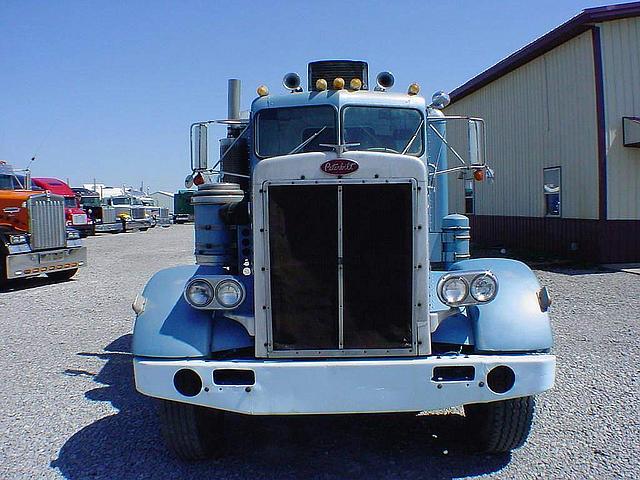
[28, 193, 66, 250]
[252, 151, 430, 358]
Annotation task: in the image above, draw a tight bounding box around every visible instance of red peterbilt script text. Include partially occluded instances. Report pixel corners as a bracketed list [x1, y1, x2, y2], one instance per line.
[320, 159, 359, 175]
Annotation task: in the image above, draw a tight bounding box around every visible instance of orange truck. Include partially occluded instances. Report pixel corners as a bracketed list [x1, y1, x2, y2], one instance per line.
[0, 161, 87, 284]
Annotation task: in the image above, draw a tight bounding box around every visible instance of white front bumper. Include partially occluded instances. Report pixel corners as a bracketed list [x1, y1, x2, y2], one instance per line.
[134, 354, 555, 415]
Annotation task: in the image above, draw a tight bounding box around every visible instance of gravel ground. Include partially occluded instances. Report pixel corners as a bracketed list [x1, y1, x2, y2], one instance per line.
[0, 224, 638, 479]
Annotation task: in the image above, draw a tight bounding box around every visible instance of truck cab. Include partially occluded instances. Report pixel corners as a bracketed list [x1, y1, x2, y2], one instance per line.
[105, 195, 152, 231]
[131, 61, 555, 460]
[72, 187, 123, 234]
[31, 177, 94, 237]
[0, 162, 87, 284]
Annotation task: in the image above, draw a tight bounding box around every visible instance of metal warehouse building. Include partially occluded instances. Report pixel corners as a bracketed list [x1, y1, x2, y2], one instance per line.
[445, 2, 640, 263]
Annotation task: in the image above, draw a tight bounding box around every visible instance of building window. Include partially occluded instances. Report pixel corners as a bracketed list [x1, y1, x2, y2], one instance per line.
[543, 167, 561, 217]
[464, 179, 474, 214]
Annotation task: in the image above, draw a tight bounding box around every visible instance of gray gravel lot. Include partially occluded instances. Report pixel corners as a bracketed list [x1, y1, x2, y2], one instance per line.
[0, 224, 638, 479]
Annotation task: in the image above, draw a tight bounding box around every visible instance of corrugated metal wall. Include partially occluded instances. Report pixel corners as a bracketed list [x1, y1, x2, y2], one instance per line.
[445, 31, 600, 220]
[600, 17, 640, 220]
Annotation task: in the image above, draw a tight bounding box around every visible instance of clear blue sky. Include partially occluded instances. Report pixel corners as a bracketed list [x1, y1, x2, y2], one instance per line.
[0, 0, 619, 192]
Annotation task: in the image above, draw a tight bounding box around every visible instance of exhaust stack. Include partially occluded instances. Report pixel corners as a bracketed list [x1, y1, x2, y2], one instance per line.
[228, 79, 241, 122]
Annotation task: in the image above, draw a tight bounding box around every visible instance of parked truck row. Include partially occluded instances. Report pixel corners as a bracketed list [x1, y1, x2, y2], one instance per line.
[0, 162, 179, 286]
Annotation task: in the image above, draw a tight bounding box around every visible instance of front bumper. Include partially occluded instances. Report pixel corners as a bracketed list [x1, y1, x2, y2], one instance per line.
[123, 219, 152, 231]
[94, 222, 123, 233]
[5, 246, 87, 279]
[134, 354, 555, 415]
[155, 217, 172, 227]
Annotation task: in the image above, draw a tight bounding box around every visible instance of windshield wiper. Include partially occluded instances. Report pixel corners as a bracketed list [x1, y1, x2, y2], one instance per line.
[401, 119, 424, 155]
[288, 127, 327, 155]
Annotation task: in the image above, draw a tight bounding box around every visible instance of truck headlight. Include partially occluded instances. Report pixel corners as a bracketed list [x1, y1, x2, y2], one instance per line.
[215, 280, 244, 308]
[185, 279, 214, 307]
[438, 276, 468, 306]
[9, 234, 28, 245]
[470, 273, 498, 302]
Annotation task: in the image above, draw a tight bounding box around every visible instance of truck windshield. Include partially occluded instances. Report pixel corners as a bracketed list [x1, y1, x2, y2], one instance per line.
[342, 106, 424, 156]
[111, 198, 129, 205]
[0, 174, 25, 190]
[81, 196, 101, 207]
[256, 106, 337, 158]
[64, 197, 78, 208]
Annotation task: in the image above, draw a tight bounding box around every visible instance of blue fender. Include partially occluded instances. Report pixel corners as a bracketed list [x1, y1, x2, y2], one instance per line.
[132, 265, 254, 358]
[450, 258, 553, 352]
[132, 265, 212, 358]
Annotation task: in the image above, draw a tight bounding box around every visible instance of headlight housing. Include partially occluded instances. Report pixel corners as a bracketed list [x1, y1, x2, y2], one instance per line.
[185, 279, 214, 307]
[437, 271, 498, 307]
[184, 277, 245, 309]
[215, 279, 244, 308]
[9, 234, 28, 245]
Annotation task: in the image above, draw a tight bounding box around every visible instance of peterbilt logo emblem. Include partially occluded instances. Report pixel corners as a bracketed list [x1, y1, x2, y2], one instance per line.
[320, 159, 359, 175]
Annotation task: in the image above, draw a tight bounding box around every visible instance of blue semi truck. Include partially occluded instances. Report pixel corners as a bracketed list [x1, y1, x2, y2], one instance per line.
[131, 60, 555, 460]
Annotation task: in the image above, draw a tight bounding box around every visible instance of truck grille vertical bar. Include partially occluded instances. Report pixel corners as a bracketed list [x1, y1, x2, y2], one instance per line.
[337, 185, 344, 349]
[28, 194, 66, 250]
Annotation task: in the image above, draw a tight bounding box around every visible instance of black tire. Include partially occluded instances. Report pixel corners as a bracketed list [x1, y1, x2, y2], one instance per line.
[464, 396, 535, 453]
[139, 227, 149, 232]
[47, 268, 79, 281]
[158, 399, 224, 461]
[0, 252, 9, 288]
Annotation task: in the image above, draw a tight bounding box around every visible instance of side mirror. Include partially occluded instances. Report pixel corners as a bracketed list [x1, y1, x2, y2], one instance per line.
[468, 118, 485, 166]
[191, 123, 208, 171]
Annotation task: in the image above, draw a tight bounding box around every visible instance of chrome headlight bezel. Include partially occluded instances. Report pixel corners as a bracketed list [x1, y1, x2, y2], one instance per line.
[438, 276, 469, 306]
[215, 279, 245, 309]
[437, 270, 498, 307]
[469, 272, 498, 302]
[184, 279, 215, 307]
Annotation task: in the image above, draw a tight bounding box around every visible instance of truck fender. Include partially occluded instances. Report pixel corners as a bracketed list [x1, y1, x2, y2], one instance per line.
[451, 258, 553, 352]
[132, 265, 214, 358]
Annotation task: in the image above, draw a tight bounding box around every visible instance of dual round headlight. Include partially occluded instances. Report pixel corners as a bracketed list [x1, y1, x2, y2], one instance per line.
[438, 272, 498, 306]
[184, 278, 244, 309]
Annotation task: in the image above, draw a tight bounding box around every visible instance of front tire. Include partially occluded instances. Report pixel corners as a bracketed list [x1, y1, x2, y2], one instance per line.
[464, 396, 535, 453]
[47, 268, 79, 281]
[158, 399, 224, 461]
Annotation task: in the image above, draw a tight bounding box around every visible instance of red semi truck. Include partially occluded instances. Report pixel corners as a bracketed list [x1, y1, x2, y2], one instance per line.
[31, 178, 94, 237]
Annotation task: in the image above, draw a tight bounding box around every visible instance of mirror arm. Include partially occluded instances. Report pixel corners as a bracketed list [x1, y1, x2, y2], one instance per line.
[428, 123, 467, 166]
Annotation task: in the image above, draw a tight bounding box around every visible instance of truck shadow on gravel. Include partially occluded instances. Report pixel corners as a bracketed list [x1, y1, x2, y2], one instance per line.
[52, 334, 510, 480]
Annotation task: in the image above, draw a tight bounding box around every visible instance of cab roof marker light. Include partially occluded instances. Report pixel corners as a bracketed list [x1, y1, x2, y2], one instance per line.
[257, 85, 269, 97]
[408, 83, 420, 95]
[349, 78, 362, 91]
[333, 77, 345, 90]
[315, 79, 328, 91]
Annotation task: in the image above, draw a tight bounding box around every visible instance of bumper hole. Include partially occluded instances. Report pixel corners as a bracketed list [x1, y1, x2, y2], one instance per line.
[213, 369, 255, 386]
[173, 369, 202, 397]
[487, 365, 515, 394]
[432, 366, 475, 382]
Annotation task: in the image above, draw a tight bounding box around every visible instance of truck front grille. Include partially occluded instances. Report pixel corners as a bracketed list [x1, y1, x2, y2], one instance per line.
[267, 183, 414, 354]
[102, 206, 117, 224]
[28, 194, 66, 250]
[131, 207, 146, 220]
